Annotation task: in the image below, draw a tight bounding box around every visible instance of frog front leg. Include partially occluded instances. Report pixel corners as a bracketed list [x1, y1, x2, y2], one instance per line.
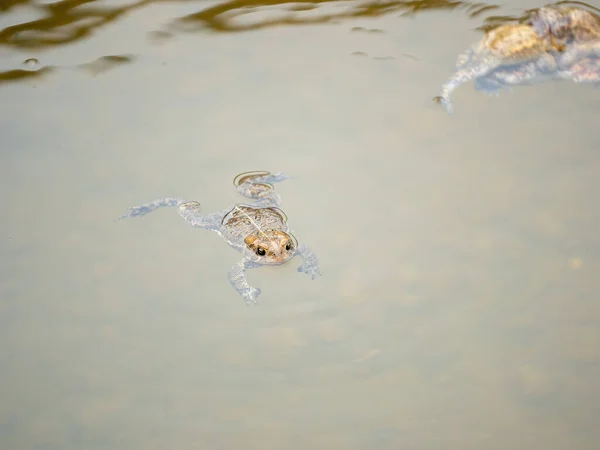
[228, 258, 263, 304]
[295, 243, 322, 279]
[118, 198, 185, 219]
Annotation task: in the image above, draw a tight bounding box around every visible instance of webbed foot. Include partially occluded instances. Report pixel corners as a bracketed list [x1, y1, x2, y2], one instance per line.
[240, 287, 262, 305]
[228, 259, 263, 304]
[295, 244, 321, 280]
[297, 261, 322, 279]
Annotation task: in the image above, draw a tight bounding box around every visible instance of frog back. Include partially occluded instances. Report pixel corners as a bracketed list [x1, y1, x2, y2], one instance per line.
[482, 24, 552, 63]
[221, 204, 288, 242]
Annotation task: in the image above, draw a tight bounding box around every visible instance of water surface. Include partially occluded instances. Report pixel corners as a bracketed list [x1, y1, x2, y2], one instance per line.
[1, 1, 599, 449]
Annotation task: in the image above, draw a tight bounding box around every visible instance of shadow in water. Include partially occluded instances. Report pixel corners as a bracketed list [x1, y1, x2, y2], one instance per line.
[0, 0, 151, 49]
[0, 0, 502, 52]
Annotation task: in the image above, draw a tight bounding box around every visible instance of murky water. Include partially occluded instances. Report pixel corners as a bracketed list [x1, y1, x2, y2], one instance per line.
[1, 1, 599, 449]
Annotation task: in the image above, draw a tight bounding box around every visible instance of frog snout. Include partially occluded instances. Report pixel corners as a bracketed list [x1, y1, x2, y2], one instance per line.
[273, 249, 292, 264]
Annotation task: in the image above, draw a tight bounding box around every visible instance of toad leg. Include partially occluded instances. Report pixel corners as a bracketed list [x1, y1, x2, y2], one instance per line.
[296, 244, 322, 279]
[228, 259, 263, 304]
[118, 198, 184, 219]
[234, 170, 289, 207]
[118, 198, 224, 231]
[176, 201, 225, 231]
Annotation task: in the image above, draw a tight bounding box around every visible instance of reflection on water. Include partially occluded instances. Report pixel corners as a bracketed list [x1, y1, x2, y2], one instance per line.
[172, 0, 499, 33]
[0, 0, 505, 83]
[0, 0, 143, 48]
[2, 0, 598, 85]
[0, 65, 54, 82]
[0, 0, 499, 50]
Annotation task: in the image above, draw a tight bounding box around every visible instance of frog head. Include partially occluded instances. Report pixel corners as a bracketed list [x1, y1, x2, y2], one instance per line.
[244, 229, 297, 265]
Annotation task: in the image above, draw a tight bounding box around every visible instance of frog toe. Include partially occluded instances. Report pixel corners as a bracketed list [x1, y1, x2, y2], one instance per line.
[297, 265, 321, 279]
[242, 287, 261, 304]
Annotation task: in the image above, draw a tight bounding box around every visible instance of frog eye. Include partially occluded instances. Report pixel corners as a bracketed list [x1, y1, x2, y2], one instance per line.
[255, 247, 266, 257]
[285, 241, 293, 251]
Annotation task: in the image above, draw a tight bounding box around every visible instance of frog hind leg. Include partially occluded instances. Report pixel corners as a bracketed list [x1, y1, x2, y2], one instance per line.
[296, 243, 322, 279]
[177, 201, 225, 231]
[118, 198, 224, 231]
[117, 197, 185, 220]
[233, 170, 289, 207]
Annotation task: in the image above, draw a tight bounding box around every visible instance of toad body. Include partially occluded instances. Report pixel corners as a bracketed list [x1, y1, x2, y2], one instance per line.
[471, 6, 600, 92]
[118, 171, 321, 304]
[433, 23, 562, 113]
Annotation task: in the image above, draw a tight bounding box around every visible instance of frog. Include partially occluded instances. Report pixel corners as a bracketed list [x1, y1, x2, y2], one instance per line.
[472, 6, 600, 93]
[529, 5, 600, 68]
[433, 23, 564, 113]
[118, 170, 321, 304]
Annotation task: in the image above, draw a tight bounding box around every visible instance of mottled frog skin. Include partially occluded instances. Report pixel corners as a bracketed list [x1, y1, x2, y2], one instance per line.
[530, 5, 600, 68]
[118, 171, 321, 304]
[434, 23, 562, 113]
[473, 6, 600, 92]
[475, 55, 600, 92]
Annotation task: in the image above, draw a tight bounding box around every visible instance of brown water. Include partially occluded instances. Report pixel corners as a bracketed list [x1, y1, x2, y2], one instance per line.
[2, 1, 600, 449]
